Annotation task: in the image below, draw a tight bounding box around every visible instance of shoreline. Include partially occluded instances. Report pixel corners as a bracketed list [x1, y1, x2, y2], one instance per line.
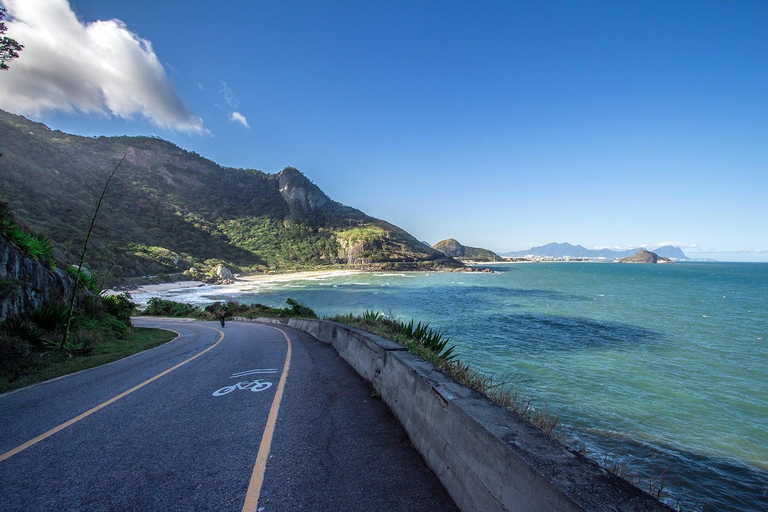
[108, 264, 498, 297]
[110, 269, 365, 297]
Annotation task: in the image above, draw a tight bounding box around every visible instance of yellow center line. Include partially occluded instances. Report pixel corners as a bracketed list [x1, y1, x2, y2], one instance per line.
[242, 325, 293, 512]
[0, 325, 224, 463]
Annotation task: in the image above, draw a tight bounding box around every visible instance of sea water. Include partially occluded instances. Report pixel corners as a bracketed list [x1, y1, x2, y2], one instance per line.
[132, 262, 768, 511]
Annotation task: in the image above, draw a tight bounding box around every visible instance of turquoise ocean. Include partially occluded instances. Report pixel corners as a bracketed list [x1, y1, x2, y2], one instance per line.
[133, 262, 768, 511]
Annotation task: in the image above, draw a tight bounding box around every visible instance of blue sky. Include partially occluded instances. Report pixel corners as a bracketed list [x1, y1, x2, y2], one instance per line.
[2, 1, 767, 261]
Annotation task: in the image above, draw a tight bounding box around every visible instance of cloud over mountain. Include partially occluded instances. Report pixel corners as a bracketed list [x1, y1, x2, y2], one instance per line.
[0, 0, 204, 133]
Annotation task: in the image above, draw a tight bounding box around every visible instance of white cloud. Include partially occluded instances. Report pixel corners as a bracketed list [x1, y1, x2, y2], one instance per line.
[219, 81, 237, 108]
[0, 0, 204, 133]
[230, 111, 249, 128]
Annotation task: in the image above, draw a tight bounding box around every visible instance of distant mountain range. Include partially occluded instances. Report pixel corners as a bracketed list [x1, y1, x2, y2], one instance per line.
[501, 242, 690, 261]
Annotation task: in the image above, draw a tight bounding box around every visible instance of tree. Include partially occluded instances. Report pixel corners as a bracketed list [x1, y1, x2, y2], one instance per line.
[61, 154, 127, 351]
[1, 7, 23, 71]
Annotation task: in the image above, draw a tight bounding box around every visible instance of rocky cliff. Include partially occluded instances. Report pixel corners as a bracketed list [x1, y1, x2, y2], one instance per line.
[0, 234, 75, 322]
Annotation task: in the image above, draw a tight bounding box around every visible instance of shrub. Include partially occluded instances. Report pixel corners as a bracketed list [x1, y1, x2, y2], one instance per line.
[29, 302, 70, 331]
[101, 314, 130, 339]
[203, 300, 251, 317]
[285, 298, 318, 318]
[1, 318, 54, 351]
[238, 298, 318, 319]
[142, 297, 203, 317]
[65, 266, 100, 293]
[102, 292, 137, 324]
[0, 221, 57, 269]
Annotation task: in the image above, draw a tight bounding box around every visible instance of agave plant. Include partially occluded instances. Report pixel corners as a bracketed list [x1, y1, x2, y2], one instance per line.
[1, 318, 56, 350]
[362, 310, 381, 323]
[397, 319, 457, 362]
[30, 303, 70, 331]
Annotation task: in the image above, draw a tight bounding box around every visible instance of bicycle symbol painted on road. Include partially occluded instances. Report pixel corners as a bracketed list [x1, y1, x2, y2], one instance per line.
[212, 379, 273, 396]
[212, 368, 278, 397]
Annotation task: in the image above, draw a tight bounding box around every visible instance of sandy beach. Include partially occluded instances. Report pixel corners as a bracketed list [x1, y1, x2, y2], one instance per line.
[110, 269, 364, 297]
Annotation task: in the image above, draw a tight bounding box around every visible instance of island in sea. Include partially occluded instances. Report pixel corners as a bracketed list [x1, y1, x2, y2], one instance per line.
[616, 249, 672, 264]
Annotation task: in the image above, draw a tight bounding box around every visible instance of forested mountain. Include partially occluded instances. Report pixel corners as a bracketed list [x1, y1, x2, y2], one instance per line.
[433, 238, 502, 262]
[0, 110, 455, 282]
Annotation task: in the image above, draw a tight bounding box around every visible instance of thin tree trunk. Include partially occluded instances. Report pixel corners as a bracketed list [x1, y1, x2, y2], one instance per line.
[61, 154, 127, 350]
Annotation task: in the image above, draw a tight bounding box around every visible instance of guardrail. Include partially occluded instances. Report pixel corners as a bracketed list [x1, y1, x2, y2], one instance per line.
[236, 317, 671, 512]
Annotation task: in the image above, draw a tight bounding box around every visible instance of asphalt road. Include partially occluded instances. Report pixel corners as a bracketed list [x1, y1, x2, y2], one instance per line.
[0, 318, 458, 511]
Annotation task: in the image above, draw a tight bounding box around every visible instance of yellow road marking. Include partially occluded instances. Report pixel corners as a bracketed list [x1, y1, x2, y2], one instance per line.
[0, 326, 224, 463]
[242, 325, 293, 512]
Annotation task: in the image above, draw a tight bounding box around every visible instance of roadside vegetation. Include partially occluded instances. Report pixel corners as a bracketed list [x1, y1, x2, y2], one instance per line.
[330, 310, 678, 507]
[140, 297, 318, 320]
[328, 311, 559, 435]
[0, 292, 177, 393]
[0, 202, 56, 269]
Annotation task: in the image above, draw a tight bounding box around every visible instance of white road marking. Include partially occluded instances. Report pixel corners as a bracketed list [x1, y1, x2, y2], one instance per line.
[212, 379, 273, 396]
[231, 369, 279, 378]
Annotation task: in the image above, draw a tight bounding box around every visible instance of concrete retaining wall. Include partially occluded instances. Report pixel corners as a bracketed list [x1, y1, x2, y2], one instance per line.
[240, 316, 671, 512]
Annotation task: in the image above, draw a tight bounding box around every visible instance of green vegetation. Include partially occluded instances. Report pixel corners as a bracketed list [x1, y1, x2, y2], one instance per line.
[142, 297, 205, 318]
[223, 216, 339, 269]
[0, 202, 56, 269]
[0, 327, 175, 393]
[1, 7, 24, 71]
[433, 238, 502, 262]
[328, 311, 559, 435]
[140, 297, 318, 320]
[0, 110, 452, 285]
[64, 266, 99, 293]
[0, 290, 172, 392]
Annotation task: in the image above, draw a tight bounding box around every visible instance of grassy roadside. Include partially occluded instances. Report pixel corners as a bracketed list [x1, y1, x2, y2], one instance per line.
[0, 327, 176, 394]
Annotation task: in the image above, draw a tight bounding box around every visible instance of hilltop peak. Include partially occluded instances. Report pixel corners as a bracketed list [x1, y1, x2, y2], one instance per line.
[277, 167, 331, 216]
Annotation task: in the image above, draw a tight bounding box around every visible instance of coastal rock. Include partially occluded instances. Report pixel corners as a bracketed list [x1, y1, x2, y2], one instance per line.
[215, 265, 233, 279]
[617, 250, 672, 264]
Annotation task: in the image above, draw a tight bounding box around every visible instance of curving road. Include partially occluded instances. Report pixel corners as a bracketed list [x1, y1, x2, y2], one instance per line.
[0, 318, 457, 511]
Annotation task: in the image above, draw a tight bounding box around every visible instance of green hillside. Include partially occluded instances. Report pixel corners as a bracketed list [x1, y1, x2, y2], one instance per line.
[433, 238, 502, 262]
[0, 110, 457, 282]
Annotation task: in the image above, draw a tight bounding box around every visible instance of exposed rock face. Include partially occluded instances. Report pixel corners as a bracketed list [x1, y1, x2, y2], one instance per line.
[617, 250, 672, 264]
[0, 234, 74, 322]
[278, 167, 330, 217]
[215, 265, 233, 279]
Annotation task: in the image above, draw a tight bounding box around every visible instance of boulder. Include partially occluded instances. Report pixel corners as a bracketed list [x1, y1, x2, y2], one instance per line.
[215, 265, 233, 279]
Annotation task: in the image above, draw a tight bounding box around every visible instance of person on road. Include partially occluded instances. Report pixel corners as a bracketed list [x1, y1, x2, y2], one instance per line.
[218, 309, 226, 327]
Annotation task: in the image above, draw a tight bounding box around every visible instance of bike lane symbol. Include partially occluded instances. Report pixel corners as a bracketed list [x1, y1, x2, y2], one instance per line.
[212, 368, 278, 397]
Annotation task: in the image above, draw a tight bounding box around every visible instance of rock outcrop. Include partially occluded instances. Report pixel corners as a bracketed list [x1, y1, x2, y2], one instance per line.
[0, 234, 75, 322]
[433, 238, 503, 262]
[617, 250, 672, 264]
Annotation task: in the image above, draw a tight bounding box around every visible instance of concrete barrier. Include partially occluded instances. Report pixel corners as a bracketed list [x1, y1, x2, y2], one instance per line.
[238, 317, 671, 512]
